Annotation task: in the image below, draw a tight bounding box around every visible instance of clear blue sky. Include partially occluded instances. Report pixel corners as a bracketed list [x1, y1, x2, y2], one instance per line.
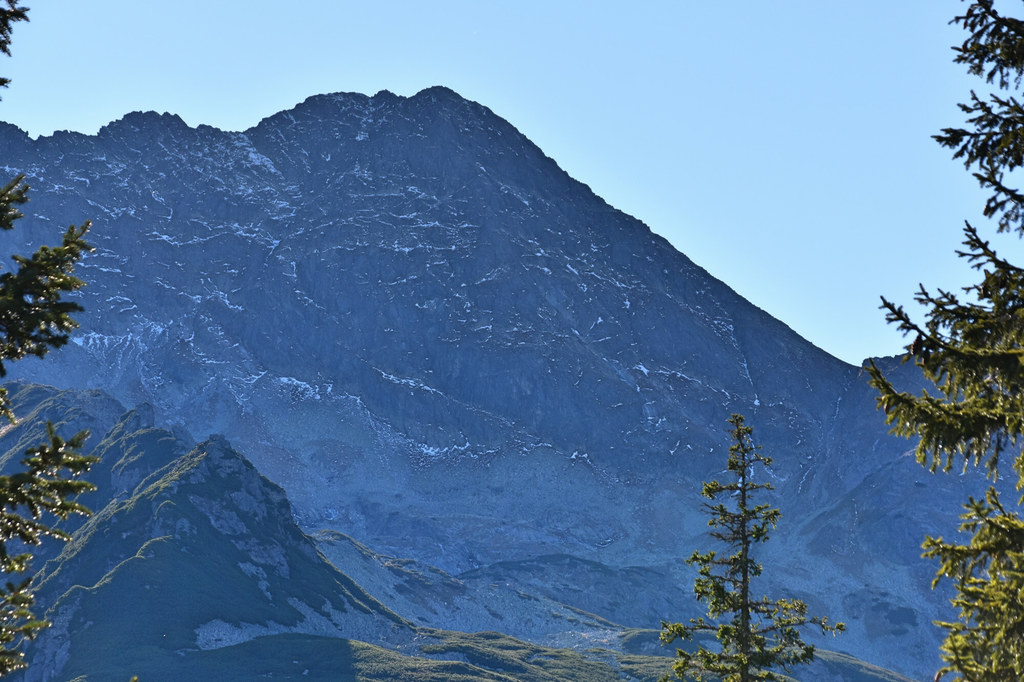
[0, 1, 1009, 365]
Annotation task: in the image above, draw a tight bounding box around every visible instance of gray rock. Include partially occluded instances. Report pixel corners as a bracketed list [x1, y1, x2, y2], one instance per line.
[0, 87, 974, 678]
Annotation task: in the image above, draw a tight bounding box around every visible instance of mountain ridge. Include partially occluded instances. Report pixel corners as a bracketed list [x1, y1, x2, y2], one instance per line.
[0, 86, 964, 678]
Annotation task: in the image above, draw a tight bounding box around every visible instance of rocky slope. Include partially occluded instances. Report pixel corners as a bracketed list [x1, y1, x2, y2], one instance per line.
[0, 87, 979, 678]
[0, 384, 911, 682]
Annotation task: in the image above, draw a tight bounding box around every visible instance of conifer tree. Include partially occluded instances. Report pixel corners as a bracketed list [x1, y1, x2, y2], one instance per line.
[866, 2, 1024, 679]
[0, 2, 97, 675]
[660, 414, 842, 682]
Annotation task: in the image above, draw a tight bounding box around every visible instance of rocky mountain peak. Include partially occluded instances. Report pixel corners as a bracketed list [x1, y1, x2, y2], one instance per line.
[0, 88, 964, 678]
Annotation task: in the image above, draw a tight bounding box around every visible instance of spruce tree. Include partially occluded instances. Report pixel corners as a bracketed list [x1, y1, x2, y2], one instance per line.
[0, 2, 97, 675]
[866, 2, 1024, 679]
[660, 414, 842, 682]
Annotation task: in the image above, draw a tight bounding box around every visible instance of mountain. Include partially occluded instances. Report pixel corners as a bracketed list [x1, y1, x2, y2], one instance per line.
[0, 384, 664, 681]
[0, 383, 915, 682]
[0, 86, 979, 678]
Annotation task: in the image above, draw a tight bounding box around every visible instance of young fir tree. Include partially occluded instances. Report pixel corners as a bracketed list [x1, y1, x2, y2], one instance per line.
[0, 2, 97, 675]
[660, 414, 842, 682]
[865, 2, 1024, 679]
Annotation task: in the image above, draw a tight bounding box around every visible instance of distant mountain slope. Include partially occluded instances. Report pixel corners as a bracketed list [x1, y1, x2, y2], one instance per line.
[1, 384, 916, 681]
[0, 87, 977, 678]
[0, 385, 407, 680]
[0, 385, 913, 675]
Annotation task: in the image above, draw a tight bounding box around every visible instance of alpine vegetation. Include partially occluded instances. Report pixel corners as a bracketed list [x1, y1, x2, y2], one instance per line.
[0, 2, 97, 675]
[661, 414, 843, 681]
[868, 2, 1024, 678]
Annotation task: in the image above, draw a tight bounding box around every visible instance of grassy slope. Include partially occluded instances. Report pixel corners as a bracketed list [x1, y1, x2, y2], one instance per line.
[62, 629, 917, 682]
[618, 628, 917, 682]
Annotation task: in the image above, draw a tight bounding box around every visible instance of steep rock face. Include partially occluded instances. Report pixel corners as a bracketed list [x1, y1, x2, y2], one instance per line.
[0, 87, 972, 677]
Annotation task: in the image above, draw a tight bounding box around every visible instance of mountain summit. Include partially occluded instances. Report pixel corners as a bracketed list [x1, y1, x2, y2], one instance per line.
[0, 88, 965, 678]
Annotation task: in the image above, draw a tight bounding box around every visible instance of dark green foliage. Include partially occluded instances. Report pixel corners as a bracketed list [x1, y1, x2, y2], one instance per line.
[868, 222, 1024, 479]
[865, 2, 1024, 679]
[660, 414, 842, 681]
[0, 216, 91, 422]
[935, 1, 1024, 236]
[0, 3, 91, 425]
[0, 2, 26, 93]
[922, 489, 1024, 679]
[0, 242, 95, 676]
[0, 5, 98, 676]
[0, 424, 94, 674]
[0, 424, 94, 570]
